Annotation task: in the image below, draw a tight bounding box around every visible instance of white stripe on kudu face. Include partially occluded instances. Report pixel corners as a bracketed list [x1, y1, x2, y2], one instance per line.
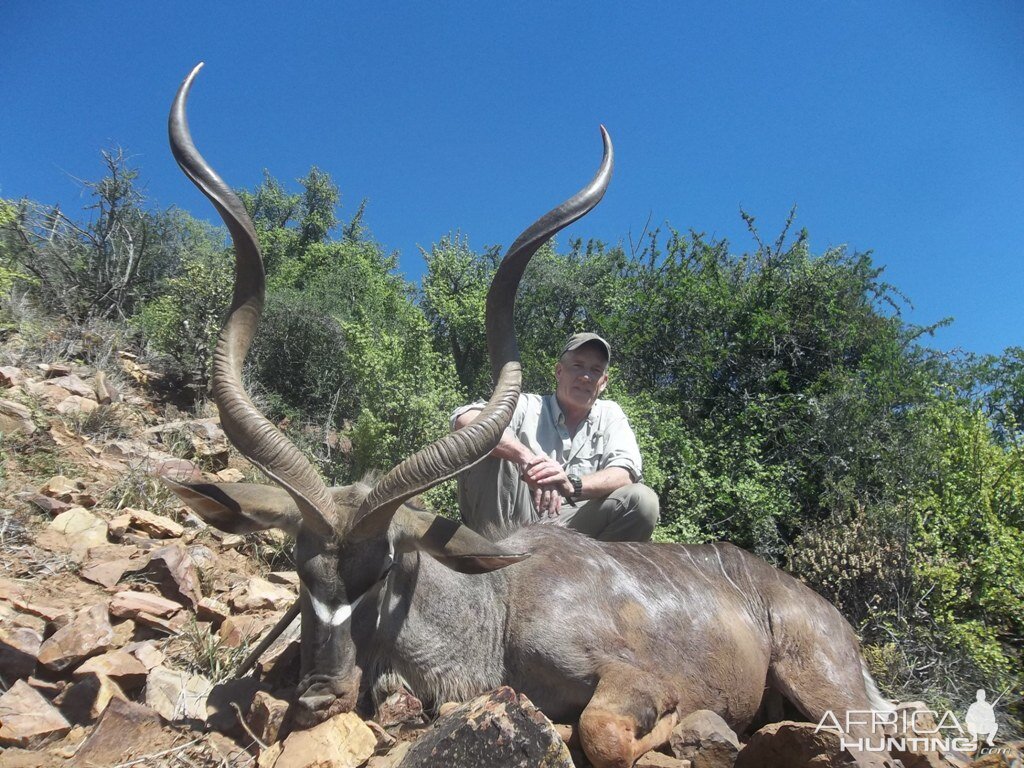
[309, 590, 370, 627]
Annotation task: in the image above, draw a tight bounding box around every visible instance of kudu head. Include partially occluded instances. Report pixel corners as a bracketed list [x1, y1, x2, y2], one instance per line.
[164, 63, 613, 723]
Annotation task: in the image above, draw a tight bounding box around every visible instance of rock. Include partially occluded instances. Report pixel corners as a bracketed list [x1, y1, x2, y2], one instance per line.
[968, 743, 1024, 767]
[145, 666, 214, 722]
[247, 690, 290, 745]
[670, 709, 740, 768]
[637, 752, 692, 767]
[0, 366, 25, 387]
[109, 590, 182, 620]
[111, 618, 136, 647]
[735, 720, 872, 768]
[27, 676, 64, 699]
[93, 370, 119, 404]
[231, 576, 294, 613]
[365, 719, 397, 751]
[0, 399, 35, 435]
[73, 698, 176, 766]
[56, 394, 100, 415]
[143, 542, 202, 609]
[58, 672, 127, 724]
[127, 508, 185, 539]
[0, 624, 43, 680]
[24, 493, 75, 516]
[437, 701, 460, 718]
[366, 742, 413, 768]
[197, 596, 231, 627]
[219, 614, 275, 648]
[218, 532, 245, 549]
[891, 702, 946, 768]
[37, 362, 72, 378]
[187, 543, 218, 570]
[151, 457, 205, 483]
[36, 604, 114, 672]
[7, 597, 69, 626]
[38, 475, 83, 500]
[74, 649, 148, 690]
[275, 712, 376, 768]
[127, 640, 165, 670]
[106, 512, 133, 540]
[268, 570, 300, 588]
[146, 418, 230, 469]
[28, 381, 72, 406]
[216, 467, 246, 483]
[0, 680, 71, 748]
[36, 507, 107, 559]
[79, 543, 148, 588]
[258, 742, 283, 768]
[47, 374, 94, 398]
[396, 687, 573, 768]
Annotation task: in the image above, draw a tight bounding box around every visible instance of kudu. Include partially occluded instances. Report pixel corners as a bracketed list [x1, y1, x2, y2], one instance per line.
[165, 64, 896, 768]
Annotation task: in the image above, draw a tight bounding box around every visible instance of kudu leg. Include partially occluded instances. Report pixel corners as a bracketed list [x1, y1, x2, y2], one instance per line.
[578, 665, 680, 768]
[770, 659, 897, 768]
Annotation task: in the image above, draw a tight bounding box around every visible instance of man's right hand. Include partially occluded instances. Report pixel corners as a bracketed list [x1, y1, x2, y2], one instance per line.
[520, 455, 571, 518]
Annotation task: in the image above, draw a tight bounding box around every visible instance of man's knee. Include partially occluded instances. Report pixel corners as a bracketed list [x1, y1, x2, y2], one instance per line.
[613, 483, 660, 535]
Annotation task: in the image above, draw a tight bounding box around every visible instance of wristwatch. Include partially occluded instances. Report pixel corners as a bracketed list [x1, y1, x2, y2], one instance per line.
[567, 474, 583, 501]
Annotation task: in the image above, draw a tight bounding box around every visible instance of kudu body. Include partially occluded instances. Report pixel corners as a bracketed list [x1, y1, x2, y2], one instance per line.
[166, 65, 895, 768]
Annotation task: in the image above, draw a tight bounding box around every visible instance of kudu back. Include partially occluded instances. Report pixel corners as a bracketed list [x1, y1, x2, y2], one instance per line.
[165, 65, 895, 768]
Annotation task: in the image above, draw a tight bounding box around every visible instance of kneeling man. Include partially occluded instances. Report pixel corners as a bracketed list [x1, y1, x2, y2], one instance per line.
[453, 333, 659, 541]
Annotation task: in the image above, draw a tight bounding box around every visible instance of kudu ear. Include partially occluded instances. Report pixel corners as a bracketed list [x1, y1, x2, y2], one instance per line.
[391, 505, 530, 574]
[161, 478, 303, 537]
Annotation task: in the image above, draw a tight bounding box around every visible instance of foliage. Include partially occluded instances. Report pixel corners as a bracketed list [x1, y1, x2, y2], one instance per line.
[133, 214, 232, 386]
[910, 393, 1023, 685]
[1, 150, 183, 320]
[240, 170, 462, 481]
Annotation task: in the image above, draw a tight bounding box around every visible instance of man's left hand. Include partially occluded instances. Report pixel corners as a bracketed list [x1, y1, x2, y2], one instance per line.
[522, 456, 572, 496]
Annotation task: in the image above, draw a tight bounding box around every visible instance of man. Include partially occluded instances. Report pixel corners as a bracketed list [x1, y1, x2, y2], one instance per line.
[452, 332, 659, 541]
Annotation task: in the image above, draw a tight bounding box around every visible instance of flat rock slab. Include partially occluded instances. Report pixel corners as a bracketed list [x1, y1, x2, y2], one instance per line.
[0, 624, 43, 680]
[735, 720, 875, 768]
[0, 680, 71, 748]
[145, 666, 214, 723]
[0, 366, 25, 387]
[127, 508, 185, 539]
[36, 603, 114, 672]
[55, 394, 99, 415]
[143, 542, 202, 609]
[74, 648, 148, 690]
[396, 686, 573, 768]
[57, 673, 127, 724]
[0, 399, 35, 435]
[36, 507, 107, 560]
[110, 589, 183, 620]
[230, 576, 294, 612]
[275, 712, 376, 768]
[74, 698, 177, 766]
[45, 374, 94, 398]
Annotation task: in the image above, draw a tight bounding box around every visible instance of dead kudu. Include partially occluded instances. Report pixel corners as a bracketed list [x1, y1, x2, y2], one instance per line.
[164, 64, 896, 768]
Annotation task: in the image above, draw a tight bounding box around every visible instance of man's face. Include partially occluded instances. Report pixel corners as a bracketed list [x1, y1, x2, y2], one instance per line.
[555, 343, 609, 414]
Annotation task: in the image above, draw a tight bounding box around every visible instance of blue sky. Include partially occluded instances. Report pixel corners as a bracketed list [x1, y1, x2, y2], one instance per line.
[2, 2, 1022, 355]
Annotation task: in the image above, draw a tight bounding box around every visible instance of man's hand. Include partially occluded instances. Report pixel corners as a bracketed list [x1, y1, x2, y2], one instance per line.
[521, 456, 572, 517]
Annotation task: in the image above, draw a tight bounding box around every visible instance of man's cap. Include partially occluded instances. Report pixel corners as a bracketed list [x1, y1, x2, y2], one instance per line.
[561, 332, 611, 363]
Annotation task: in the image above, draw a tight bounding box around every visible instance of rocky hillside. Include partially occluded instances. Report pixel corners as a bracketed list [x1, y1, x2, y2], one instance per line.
[1, 351, 1021, 768]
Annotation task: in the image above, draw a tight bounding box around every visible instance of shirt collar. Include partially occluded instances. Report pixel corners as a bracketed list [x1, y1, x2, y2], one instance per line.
[548, 394, 594, 428]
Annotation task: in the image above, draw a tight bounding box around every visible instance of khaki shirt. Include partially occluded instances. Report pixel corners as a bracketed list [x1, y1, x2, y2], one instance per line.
[453, 393, 642, 481]
[453, 394, 647, 538]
